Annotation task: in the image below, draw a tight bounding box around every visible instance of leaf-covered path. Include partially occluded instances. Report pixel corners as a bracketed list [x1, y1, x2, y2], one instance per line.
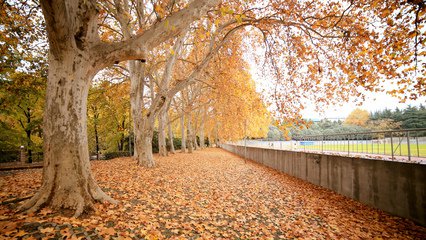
[1, 148, 425, 239]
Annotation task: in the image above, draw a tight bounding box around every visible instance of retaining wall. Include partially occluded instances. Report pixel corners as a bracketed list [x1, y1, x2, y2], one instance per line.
[221, 144, 426, 226]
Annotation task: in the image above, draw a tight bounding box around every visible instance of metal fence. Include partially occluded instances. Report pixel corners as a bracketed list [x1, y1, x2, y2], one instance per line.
[293, 128, 426, 161]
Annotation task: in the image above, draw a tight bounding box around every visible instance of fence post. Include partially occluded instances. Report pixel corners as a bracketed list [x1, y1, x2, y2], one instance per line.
[390, 132, 394, 160]
[407, 131, 411, 161]
[415, 133, 419, 157]
[347, 134, 350, 156]
[304, 137, 306, 151]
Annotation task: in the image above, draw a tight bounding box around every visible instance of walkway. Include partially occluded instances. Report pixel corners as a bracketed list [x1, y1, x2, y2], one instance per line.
[0, 149, 425, 239]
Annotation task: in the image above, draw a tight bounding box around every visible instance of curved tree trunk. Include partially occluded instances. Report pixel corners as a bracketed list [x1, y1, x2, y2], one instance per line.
[20, 54, 116, 217]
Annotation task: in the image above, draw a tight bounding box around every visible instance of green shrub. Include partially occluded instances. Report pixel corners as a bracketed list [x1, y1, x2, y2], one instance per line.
[103, 151, 131, 160]
[0, 151, 19, 163]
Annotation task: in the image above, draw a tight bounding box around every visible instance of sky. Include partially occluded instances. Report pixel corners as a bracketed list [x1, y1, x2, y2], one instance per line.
[300, 92, 426, 120]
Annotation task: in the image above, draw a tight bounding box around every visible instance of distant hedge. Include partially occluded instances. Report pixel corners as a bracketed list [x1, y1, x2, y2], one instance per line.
[104, 151, 131, 160]
[0, 151, 19, 163]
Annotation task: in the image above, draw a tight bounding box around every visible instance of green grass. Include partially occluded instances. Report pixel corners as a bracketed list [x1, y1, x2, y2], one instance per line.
[300, 142, 426, 157]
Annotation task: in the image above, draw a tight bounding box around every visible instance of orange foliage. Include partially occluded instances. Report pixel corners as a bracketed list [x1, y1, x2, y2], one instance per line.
[1, 150, 425, 239]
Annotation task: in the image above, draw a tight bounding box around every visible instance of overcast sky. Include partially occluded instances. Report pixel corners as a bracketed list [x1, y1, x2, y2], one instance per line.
[300, 91, 426, 120]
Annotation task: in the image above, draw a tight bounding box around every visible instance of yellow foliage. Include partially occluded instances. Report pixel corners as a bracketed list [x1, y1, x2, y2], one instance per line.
[344, 108, 369, 126]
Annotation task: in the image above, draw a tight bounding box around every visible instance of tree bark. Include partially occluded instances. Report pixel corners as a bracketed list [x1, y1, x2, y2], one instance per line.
[207, 134, 211, 147]
[193, 112, 200, 150]
[214, 122, 219, 147]
[194, 134, 200, 150]
[94, 113, 100, 160]
[156, 32, 185, 157]
[167, 113, 175, 154]
[180, 112, 186, 152]
[20, 54, 116, 217]
[199, 110, 206, 149]
[139, 117, 154, 167]
[187, 114, 194, 153]
[25, 130, 32, 163]
[21, 108, 33, 163]
[128, 60, 146, 164]
[158, 107, 168, 156]
[19, 0, 118, 217]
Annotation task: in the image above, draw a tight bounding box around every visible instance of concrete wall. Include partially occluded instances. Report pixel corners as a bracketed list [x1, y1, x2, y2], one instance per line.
[221, 144, 426, 226]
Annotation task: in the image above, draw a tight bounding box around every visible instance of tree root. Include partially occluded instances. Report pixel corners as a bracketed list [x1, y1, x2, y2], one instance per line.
[89, 180, 118, 205]
[18, 180, 118, 218]
[18, 186, 51, 214]
[1, 196, 32, 205]
[137, 159, 156, 168]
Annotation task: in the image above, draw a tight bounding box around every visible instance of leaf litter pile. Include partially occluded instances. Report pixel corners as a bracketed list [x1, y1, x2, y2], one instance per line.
[0, 148, 425, 239]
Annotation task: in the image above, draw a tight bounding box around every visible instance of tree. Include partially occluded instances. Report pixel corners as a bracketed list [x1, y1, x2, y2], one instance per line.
[367, 106, 426, 130]
[401, 106, 426, 129]
[200, 41, 270, 141]
[19, 0, 220, 216]
[267, 126, 284, 141]
[345, 108, 370, 126]
[0, 72, 45, 162]
[87, 79, 131, 156]
[366, 119, 401, 131]
[0, 0, 47, 161]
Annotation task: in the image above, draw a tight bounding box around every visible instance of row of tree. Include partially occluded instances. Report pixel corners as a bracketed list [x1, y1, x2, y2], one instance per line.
[370, 105, 426, 129]
[2, 0, 425, 216]
[85, 47, 270, 160]
[287, 106, 426, 138]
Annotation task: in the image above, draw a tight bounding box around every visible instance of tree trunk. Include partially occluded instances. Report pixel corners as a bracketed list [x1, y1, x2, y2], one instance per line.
[19, 54, 116, 217]
[167, 114, 175, 154]
[136, 116, 155, 167]
[194, 134, 200, 150]
[26, 130, 32, 163]
[158, 107, 167, 156]
[129, 60, 146, 163]
[25, 108, 33, 163]
[207, 135, 211, 147]
[94, 113, 100, 160]
[200, 118, 205, 149]
[194, 109, 201, 150]
[187, 115, 194, 153]
[214, 122, 219, 147]
[180, 111, 186, 153]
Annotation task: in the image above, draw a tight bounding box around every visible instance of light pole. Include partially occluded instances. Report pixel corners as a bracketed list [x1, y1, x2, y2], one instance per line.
[20, 145, 25, 163]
